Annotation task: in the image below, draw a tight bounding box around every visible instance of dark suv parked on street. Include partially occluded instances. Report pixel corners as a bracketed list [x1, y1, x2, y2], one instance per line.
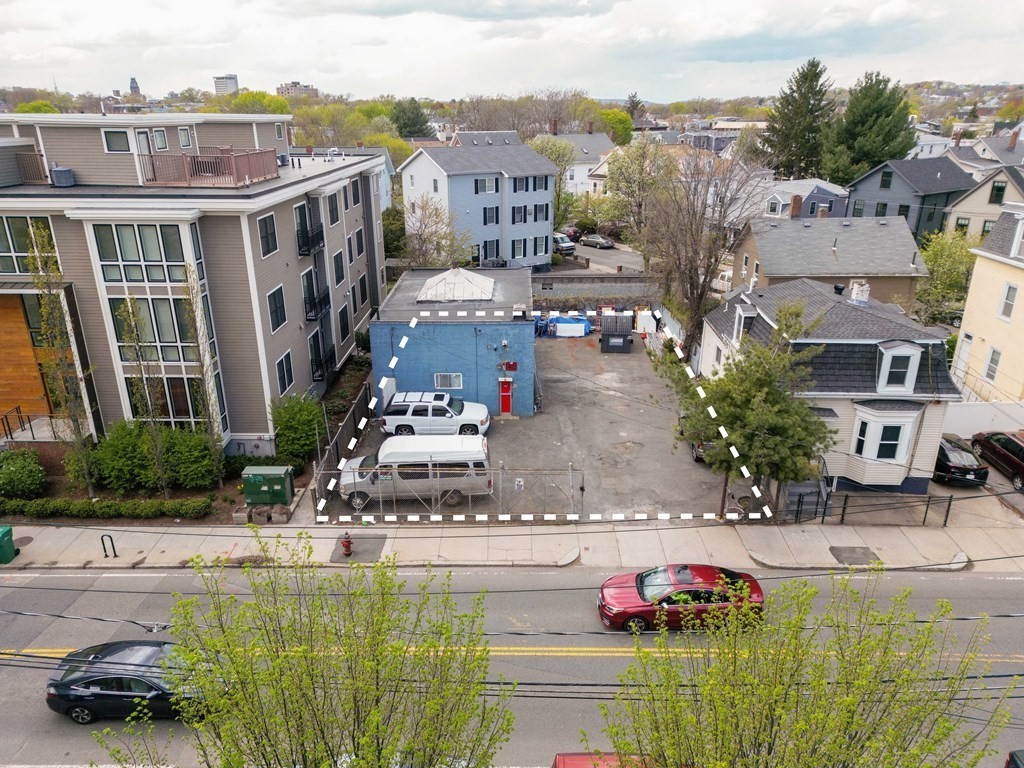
[971, 431, 1024, 491]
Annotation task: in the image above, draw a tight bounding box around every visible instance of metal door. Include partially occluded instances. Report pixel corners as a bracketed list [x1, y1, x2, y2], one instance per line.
[498, 378, 512, 415]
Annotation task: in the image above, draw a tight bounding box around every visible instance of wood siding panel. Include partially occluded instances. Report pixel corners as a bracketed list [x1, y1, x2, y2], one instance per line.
[0, 294, 50, 416]
[199, 215, 269, 434]
[38, 126, 138, 185]
[194, 123, 257, 149]
[49, 215, 126, 427]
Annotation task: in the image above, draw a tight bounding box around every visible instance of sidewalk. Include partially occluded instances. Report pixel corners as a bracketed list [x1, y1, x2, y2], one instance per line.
[5, 516, 1024, 573]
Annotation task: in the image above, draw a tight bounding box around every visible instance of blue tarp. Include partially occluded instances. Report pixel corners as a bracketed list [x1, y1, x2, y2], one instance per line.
[547, 316, 591, 335]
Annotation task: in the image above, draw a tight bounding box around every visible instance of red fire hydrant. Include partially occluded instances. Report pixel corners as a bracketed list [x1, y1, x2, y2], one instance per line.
[341, 532, 353, 557]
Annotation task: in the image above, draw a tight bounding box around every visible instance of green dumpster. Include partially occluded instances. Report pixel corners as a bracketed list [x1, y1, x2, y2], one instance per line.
[0, 526, 20, 564]
[241, 466, 295, 506]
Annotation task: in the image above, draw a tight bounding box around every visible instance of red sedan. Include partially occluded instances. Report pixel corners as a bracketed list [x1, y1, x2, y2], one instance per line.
[598, 563, 763, 632]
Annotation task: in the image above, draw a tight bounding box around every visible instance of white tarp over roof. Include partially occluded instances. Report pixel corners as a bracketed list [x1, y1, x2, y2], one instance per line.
[416, 268, 495, 302]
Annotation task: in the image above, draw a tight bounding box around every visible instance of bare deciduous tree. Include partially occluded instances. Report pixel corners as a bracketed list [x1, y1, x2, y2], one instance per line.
[640, 136, 769, 357]
[605, 136, 678, 262]
[403, 194, 475, 268]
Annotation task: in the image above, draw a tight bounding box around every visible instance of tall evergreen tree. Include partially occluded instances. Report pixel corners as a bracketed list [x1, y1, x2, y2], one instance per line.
[625, 91, 646, 121]
[391, 97, 431, 139]
[821, 71, 917, 185]
[762, 58, 834, 178]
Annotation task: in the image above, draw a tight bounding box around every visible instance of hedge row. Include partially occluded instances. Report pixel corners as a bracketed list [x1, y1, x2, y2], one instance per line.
[0, 497, 212, 519]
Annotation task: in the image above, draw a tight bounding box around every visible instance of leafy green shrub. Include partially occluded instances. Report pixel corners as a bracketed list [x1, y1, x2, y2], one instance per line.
[270, 395, 326, 462]
[0, 449, 47, 499]
[94, 421, 158, 494]
[165, 427, 217, 489]
[223, 453, 305, 480]
[355, 330, 371, 354]
[551, 254, 564, 267]
[0, 497, 212, 519]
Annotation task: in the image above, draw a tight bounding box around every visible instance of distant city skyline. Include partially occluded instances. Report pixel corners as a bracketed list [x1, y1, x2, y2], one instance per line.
[3, 0, 1021, 103]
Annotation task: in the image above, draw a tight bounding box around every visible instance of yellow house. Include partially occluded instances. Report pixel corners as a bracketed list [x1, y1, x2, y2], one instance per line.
[952, 204, 1024, 401]
[945, 166, 1024, 240]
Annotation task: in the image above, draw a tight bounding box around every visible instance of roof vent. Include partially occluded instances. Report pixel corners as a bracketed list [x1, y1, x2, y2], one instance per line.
[833, 284, 845, 295]
[486, 139, 493, 145]
[879, 219, 888, 225]
[472, 139, 478, 145]
[582, 147, 589, 154]
[768, 221, 778, 228]
[842, 220, 851, 227]
[803, 221, 811, 228]
[504, 139, 510, 144]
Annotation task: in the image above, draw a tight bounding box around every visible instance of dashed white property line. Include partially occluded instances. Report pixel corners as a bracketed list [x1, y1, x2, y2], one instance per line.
[318, 308, 766, 522]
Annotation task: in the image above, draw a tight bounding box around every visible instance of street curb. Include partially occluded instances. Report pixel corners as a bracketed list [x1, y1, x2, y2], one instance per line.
[746, 549, 971, 572]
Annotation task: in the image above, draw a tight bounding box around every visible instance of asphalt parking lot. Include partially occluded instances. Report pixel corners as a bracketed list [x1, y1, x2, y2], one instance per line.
[349, 333, 721, 520]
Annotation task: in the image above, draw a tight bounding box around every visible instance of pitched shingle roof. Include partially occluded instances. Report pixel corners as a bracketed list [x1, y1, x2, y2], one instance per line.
[974, 134, 1024, 166]
[744, 217, 926, 278]
[887, 157, 976, 195]
[703, 279, 957, 397]
[973, 211, 1021, 262]
[415, 145, 558, 176]
[770, 177, 848, 199]
[537, 132, 615, 163]
[451, 131, 522, 147]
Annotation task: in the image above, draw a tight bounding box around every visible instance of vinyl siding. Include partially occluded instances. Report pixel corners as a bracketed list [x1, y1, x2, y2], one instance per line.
[248, 199, 317, 396]
[255, 122, 288, 156]
[135, 126, 192, 157]
[945, 176, 1024, 239]
[0, 141, 38, 187]
[194, 122, 257, 149]
[38, 126, 139, 185]
[730, 232, 761, 289]
[0, 125, 15, 138]
[199, 215, 270, 434]
[49, 214, 126, 427]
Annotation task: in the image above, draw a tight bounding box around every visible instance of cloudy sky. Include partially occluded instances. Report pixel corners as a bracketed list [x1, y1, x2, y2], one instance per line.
[4, 0, 1021, 103]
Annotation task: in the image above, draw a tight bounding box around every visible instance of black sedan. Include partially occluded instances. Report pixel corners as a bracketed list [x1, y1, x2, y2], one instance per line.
[933, 433, 989, 486]
[579, 233, 615, 249]
[46, 641, 186, 725]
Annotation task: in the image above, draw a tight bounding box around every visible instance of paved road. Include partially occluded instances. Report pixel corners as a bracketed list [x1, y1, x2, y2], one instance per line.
[1, 567, 1022, 767]
[573, 240, 644, 273]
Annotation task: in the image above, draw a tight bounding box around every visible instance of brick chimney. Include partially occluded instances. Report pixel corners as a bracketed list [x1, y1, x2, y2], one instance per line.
[587, 121, 594, 134]
[817, 206, 829, 219]
[790, 194, 803, 219]
[551, 119, 558, 136]
[356, 141, 364, 148]
[1010, 128, 1020, 152]
[954, 132, 962, 148]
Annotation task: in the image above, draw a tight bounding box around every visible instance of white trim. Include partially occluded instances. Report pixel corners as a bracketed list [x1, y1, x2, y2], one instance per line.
[275, 123, 284, 141]
[256, 212, 279, 259]
[58, 290, 100, 440]
[999, 282, 1017, 320]
[307, 325, 322, 380]
[877, 343, 922, 394]
[33, 124, 50, 179]
[63, 208, 203, 222]
[985, 347, 1002, 381]
[101, 128, 132, 154]
[266, 282, 287, 334]
[177, 126, 192, 149]
[152, 128, 168, 151]
[238, 214, 275, 434]
[327, 191, 340, 227]
[850, 404, 919, 465]
[1, 113, 291, 127]
[275, 349, 295, 395]
[85, 225, 134, 422]
[252, 123, 260, 148]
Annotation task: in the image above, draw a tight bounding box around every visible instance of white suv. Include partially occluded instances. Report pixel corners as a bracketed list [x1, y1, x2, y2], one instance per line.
[381, 392, 491, 436]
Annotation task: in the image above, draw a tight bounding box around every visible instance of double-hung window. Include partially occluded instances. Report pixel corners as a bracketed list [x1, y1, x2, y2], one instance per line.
[257, 214, 278, 257]
[267, 286, 286, 332]
[1000, 284, 1017, 319]
[534, 203, 549, 222]
[512, 206, 526, 224]
[852, 200, 864, 217]
[276, 352, 294, 394]
[483, 207, 499, 225]
[328, 193, 340, 225]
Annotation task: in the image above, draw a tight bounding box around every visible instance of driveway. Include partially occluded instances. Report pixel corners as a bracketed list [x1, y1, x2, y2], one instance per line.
[486, 334, 721, 519]
[573, 241, 644, 273]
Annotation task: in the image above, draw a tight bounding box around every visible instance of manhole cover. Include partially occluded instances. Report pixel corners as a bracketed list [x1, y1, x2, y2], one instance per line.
[330, 534, 387, 563]
[829, 545, 878, 565]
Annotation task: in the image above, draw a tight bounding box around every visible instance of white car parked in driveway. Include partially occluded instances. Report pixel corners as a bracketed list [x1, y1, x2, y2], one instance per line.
[381, 392, 491, 435]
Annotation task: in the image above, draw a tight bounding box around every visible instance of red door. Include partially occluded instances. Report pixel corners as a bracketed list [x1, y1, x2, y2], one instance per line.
[498, 378, 512, 415]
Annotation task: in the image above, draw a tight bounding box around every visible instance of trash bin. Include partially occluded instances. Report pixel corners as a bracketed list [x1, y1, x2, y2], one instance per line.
[0, 526, 20, 564]
[241, 466, 295, 506]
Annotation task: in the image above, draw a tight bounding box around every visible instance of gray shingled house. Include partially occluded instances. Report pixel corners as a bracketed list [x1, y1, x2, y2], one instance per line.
[729, 216, 926, 308]
[846, 157, 975, 242]
[697, 278, 960, 494]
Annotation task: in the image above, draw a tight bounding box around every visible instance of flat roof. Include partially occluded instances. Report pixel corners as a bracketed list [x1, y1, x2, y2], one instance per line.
[0, 113, 291, 127]
[0, 154, 383, 205]
[376, 268, 533, 322]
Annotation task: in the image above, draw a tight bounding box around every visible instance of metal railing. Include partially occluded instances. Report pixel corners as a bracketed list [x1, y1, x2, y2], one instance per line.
[0, 406, 74, 442]
[304, 286, 332, 321]
[296, 223, 325, 256]
[15, 152, 47, 184]
[139, 147, 279, 188]
[311, 345, 338, 382]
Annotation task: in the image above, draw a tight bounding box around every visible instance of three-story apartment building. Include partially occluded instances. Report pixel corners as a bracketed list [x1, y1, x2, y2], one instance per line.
[398, 145, 557, 271]
[0, 113, 386, 455]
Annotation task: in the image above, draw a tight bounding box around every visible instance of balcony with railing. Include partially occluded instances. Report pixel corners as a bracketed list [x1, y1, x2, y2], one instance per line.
[15, 152, 48, 184]
[139, 146, 280, 188]
[311, 345, 337, 382]
[296, 223, 325, 256]
[304, 286, 332, 321]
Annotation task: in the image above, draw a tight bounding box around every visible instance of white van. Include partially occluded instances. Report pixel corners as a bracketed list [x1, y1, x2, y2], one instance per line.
[338, 435, 491, 510]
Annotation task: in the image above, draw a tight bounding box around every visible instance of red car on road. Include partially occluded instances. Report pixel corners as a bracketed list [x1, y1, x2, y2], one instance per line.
[598, 563, 763, 632]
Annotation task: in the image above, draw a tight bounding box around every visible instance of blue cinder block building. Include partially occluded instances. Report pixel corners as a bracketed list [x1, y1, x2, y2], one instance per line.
[370, 268, 537, 417]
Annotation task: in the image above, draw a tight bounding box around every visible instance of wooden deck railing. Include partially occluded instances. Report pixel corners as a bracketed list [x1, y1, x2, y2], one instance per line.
[140, 147, 279, 188]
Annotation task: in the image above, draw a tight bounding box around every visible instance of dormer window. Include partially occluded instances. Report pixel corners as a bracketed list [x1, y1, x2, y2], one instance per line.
[877, 341, 922, 393]
[732, 304, 757, 345]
